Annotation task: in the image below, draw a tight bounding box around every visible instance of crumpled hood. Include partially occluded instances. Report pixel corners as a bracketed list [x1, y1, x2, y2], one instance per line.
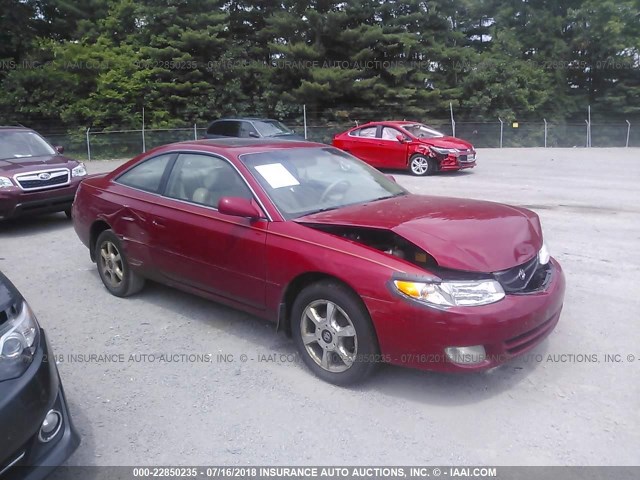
[415, 135, 474, 151]
[297, 194, 543, 272]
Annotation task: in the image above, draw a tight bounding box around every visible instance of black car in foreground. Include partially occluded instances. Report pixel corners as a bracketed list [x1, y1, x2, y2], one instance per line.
[205, 117, 306, 141]
[0, 271, 79, 479]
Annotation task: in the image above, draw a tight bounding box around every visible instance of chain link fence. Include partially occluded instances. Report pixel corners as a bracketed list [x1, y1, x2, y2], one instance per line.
[40, 120, 637, 161]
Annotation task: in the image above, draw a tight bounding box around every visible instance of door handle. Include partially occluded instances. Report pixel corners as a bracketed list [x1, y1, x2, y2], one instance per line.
[122, 216, 135, 222]
[152, 219, 166, 228]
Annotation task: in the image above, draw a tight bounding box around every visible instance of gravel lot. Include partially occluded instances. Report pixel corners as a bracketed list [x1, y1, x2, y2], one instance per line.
[1, 148, 639, 466]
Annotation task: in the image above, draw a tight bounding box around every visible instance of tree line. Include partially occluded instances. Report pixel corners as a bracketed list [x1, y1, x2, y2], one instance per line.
[0, 0, 638, 133]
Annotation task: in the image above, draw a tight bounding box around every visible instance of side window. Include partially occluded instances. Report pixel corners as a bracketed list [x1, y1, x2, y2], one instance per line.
[381, 127, 402, 141]
[165, 154, 252, 208]
[239, 122, 259, 138]
[206, 121, 224, 135]
[225, 121, 241, 137]
[116, 154, 172, 193]
[207, 121, 240, 137]
[352, 126, 377, 138]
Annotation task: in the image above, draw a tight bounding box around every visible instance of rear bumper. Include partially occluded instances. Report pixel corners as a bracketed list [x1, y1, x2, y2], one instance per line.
[0, 181, 81, 220]
[0, 330, 80, 480]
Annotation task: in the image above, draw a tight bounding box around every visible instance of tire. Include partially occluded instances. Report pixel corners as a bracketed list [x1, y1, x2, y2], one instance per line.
[64, 208, 72, 219]
[291, 280, 380, 385]
[409, 154, 436, 176]
[95, 229, 145, 297]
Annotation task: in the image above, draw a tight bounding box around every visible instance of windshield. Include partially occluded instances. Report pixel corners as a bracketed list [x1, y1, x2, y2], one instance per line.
[241, 147, 407, 219]
[403, 124, 445, 139]
[0, 130, 56, 160]
[253, 120, 294, 137]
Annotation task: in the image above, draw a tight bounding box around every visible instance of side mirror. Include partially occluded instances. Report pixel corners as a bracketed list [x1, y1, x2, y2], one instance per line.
[396, 135, 411, 144]
[218, 197, 262, 219]
[248, 131, 260, 138]
[55, 145, 65, 154]
[385, 174, 397, 183]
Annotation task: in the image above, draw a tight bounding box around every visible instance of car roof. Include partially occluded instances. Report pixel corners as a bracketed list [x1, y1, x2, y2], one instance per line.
[158, 138, 325, 156]
[0, 126, 31, 131]
[355, 121, 419, 128]
[209, 118, 281, 123]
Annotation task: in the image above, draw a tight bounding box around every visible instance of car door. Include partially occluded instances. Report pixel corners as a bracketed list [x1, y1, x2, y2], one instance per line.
[376, 126, 409, 168]
[110, 153, 175, 274]
[149, 153, 268, 309]
[345, 126, 382, 166]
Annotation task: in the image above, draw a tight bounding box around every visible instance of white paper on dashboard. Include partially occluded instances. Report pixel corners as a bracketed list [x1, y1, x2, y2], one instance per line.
[255, 163, 300, 189]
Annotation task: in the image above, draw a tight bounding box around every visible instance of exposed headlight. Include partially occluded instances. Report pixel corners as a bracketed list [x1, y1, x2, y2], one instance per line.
[0, 301, 40, 382]
[394, 279, 505, 308]
[538, 242, 550, 265]
[430, 147, 459, 155]
[71, 163, 87, 177]
[0, 176, 13, 188]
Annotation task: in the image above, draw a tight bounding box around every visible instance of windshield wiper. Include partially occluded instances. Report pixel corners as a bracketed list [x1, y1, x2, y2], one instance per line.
[366, 192, 406, 204]
[309, 206, 341, 214]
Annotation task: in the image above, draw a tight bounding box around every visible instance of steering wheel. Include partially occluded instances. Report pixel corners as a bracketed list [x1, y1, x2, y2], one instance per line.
[320, 179, 351, 203]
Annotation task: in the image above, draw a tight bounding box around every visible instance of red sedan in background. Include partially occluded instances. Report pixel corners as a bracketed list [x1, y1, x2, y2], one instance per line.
[72, 139, 564, 385]
[333, 121, 476, 176]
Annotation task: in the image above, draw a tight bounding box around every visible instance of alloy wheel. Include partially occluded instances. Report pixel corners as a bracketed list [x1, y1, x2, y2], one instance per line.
[300, 299, 358, 373]
[410, 156, 430, 175]
[99, 241, 124, 288]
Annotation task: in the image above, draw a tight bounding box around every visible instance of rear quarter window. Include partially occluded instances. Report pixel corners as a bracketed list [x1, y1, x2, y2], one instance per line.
[116, 154, 172, 193]
[350, 126, 377, 138]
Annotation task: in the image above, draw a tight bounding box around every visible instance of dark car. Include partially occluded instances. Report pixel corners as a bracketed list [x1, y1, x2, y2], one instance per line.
[205, 118, 306, 141]
[333, 121, 476, 176]
[0, 271, 80, 478]
[0, 127, 87, 221]
[72, 139, 564, 386]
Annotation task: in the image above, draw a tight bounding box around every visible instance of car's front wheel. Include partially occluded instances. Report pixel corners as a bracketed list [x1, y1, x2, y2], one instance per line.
[291, 281, 380, 385]
[409, 154, 436, 176]
[95, 230, 145, 297]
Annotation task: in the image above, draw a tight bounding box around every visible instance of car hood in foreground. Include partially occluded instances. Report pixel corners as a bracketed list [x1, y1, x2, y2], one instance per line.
[296, 194, 542, 272]
[0, 271, 20, 313]
[0, 155, 76, 173]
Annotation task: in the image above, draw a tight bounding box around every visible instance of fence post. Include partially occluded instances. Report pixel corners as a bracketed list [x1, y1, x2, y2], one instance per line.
[585, 120, 589, 148]
[450, 102, 456, 137]
[626, 120, 631, 148]
[587, 105, 591, 148]
[86, 127, 91, 161]
[543, 119, 548, 148]
[303, 104, 308, 140]
[142, 107, 146, 153]
[498, 117, 504, 148]
[194, 123, 198, 140]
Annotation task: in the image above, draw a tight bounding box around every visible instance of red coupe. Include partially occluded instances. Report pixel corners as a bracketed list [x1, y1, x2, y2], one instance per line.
[72, 139, 564, 385]
[332, 121, 476, 176]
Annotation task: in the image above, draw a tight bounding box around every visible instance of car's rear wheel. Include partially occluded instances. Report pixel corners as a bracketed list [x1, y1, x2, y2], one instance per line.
[291, 281, 379, 385]
[409, 154, 436, 176]
[95, 230, 145, 297]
